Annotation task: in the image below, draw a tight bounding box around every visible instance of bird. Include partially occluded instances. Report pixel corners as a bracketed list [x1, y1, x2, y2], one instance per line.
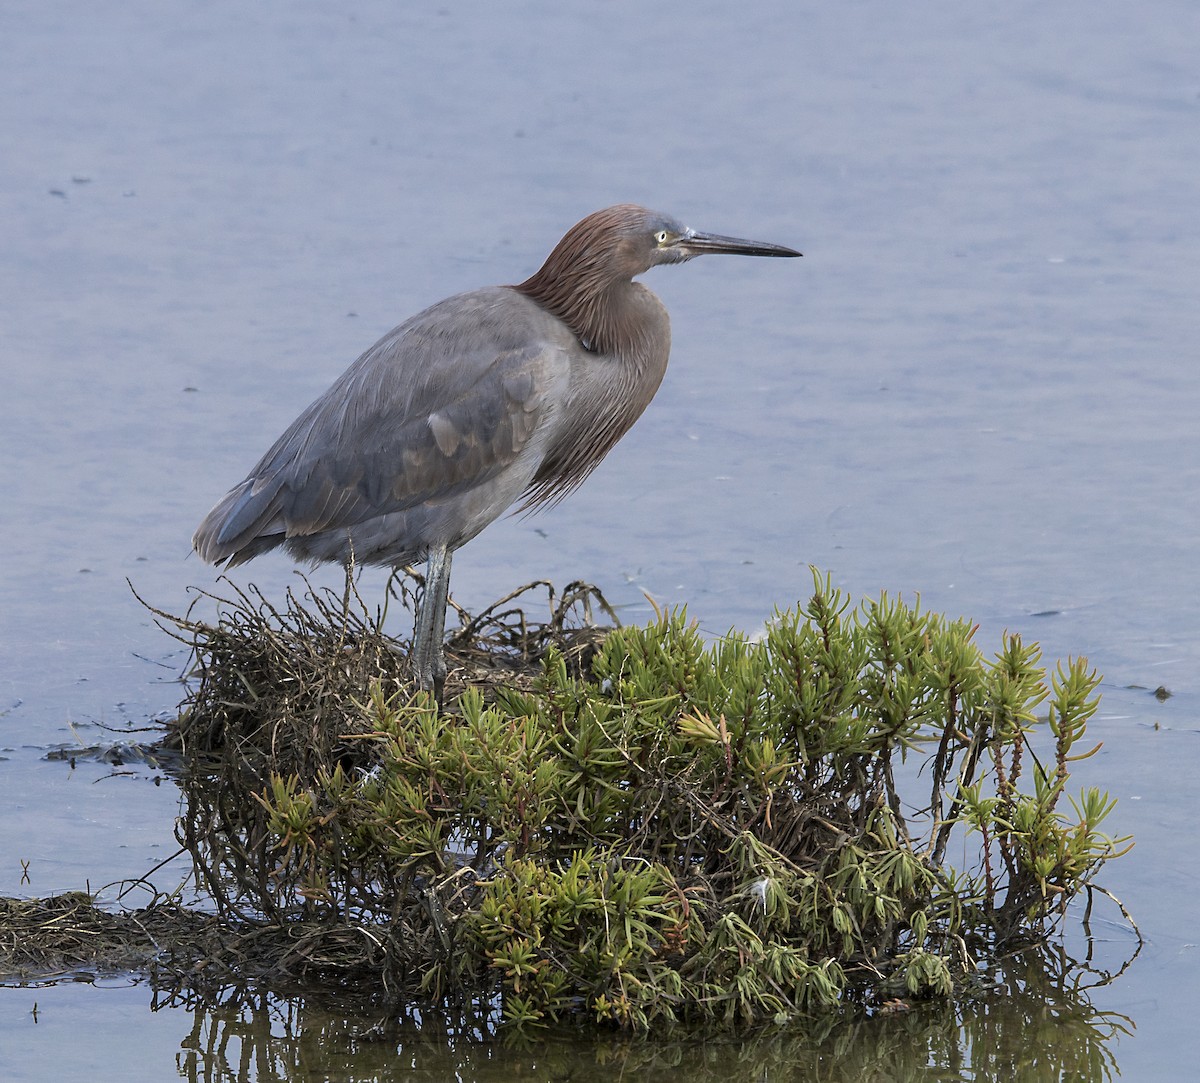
[193, 204, 801, 696]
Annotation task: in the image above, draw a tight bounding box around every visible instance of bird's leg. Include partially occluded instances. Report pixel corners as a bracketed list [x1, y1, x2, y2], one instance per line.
[411, 544, 453, 699]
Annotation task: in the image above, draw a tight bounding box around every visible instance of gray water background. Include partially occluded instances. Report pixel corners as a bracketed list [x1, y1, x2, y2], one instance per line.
[1, 1, 1197, 1078]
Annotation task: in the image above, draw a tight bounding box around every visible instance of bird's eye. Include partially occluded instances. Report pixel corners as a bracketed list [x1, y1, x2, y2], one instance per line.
[654, 230, 670, 245]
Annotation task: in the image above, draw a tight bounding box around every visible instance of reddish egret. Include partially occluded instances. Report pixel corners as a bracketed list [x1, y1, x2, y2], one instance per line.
[194, 204, 800, 694]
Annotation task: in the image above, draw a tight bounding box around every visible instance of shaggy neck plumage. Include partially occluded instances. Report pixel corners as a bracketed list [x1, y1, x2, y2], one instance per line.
[512, 207, 650, 357]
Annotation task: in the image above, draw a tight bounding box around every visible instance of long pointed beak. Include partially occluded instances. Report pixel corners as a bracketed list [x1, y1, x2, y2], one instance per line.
[676, 229, 802, 259]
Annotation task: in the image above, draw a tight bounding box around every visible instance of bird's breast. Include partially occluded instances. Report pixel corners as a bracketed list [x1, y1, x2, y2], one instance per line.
[522, 293, 671, 508]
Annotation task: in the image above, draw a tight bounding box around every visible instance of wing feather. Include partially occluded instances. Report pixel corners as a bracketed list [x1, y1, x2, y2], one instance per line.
[194, 288, 567, 565]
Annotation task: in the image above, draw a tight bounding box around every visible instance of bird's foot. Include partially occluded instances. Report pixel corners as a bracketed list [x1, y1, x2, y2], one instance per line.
[411, 649, 447, 706]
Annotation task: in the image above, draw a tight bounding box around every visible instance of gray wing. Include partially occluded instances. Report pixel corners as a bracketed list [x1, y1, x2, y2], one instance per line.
[194, 288, 566, 566]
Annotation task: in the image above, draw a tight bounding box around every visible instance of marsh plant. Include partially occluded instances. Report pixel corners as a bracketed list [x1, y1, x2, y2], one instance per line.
[170, 573, 1131, 1030]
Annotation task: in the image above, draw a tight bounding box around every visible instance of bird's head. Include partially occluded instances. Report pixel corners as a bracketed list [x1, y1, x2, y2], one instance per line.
[514, 205, 800, 352]
[540, 204, 801, 282]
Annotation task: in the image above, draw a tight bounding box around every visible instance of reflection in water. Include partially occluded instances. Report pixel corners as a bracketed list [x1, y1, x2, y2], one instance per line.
[160, 944, 1131, 1083]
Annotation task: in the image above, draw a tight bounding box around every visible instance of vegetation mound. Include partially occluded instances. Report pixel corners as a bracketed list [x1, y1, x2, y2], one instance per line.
[132, 570, 1133, 1031]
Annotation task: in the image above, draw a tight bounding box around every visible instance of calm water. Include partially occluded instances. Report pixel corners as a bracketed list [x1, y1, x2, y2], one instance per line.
[2, 1, 1198, 1078]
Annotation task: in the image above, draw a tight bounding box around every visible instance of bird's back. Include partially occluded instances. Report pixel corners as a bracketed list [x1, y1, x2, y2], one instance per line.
[193, 286, 580, 569]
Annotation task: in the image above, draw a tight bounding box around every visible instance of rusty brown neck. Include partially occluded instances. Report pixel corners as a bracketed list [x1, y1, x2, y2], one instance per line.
[511, 208, 654, 356]
[515, 265, 639, 356]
